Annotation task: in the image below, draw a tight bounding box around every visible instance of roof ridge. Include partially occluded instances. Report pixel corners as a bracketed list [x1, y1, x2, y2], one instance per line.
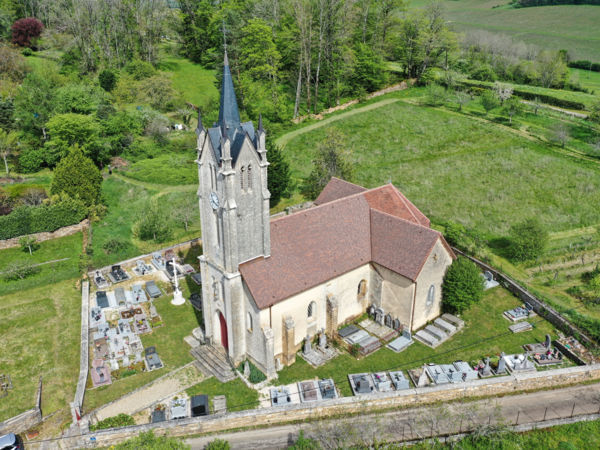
[391, 185, 429, 225]
[369, 207, 437, 234]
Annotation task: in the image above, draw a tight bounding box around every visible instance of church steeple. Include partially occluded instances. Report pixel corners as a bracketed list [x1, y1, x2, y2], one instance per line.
[218, 51, 241, 134]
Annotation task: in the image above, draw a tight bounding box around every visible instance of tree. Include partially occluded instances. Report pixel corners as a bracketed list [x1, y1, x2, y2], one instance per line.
[507, 218, 548, 261]
[352, 42, 388, 92]
[98, 69, 118, 92]
[11, 17, 43, 47]
[536, 50, 568, 88]
[442, 256, 484, 314]
[19, 235, 38, 255]
[267, 137, 291, 207]
[301, 129, 353, 200]
[503, 97, 523, 125]
[0, 97, 14, 131]
[0, 43, 29, 82]
[240, 19, 281, 83]
[550, 122, 570, 148]
[2, 260, 40, 281]
[50, 146, 103, 208]
[135, 200, 173, 243]
[173, 194, 197, 232]
[532, 96, 542, 116]
[424, 83, 446, 106]
[44, 113, 103, 166]
[0, 129, 18, 174]
[589, 100, 600, 124]
[140, 74, 176, 112]
[455, 90, 471, 112]
[14, 68, 61, 138]
[480, 90, 499, 115]
[493, 82, 513, 105]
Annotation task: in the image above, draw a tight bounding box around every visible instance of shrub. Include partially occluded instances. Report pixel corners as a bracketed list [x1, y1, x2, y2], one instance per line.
[102, 238, 130, 254]
[443, 221, 467, 247]
[18, 146, 45, 173]
[1, 260, 40, 281]
[98, 69, 117, 92]
[442, 256, 484, 314]
[134, 200, 173, 243]
[112, 431, 189, 449]
[124, 59, 156, 80]
[89, 413, 135, 431]
[21, 47, 32, 56]
[480, 90, 500, 115]
[11, 17, 43, 48]
[51, 146, 103, 208]
[424, 83, 447, 106]
[507, 218, 548, 261]
[349, 343, 361, 357]
[205, 439, 230, 450]
[238, 360, 267, 384]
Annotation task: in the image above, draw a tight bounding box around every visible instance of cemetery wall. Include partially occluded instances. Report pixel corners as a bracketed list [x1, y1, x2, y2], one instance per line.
[0, 377, 42, 435]
[74, 364, 600, 447]
[0, 219, 88, 250]
[452, 248, 597, 348]
[72, 281, 89, 423]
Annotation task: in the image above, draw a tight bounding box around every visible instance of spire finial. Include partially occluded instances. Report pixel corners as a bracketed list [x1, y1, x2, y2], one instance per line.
[258, 113, 263, 132]
[196, 108, 204, 131]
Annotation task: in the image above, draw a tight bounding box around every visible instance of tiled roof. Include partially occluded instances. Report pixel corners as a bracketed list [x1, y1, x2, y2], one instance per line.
[314, 177, 367, 205]
[239, 179, 453, 310]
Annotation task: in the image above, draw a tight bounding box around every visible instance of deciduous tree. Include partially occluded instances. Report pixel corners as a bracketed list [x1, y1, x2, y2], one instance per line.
[507, 218, 548, 261]
[266, 137, 291, 207]
[11, 17, 43, 47]
[0, 129, 18, 174]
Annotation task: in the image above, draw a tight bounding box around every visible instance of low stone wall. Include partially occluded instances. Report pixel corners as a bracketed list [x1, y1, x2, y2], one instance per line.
[0, 219, 88, 250]
[0, 377, 42, 435]
[72, 281, 90, 423]
[452, 248, 596, 348]
[70, 363, 600, 447]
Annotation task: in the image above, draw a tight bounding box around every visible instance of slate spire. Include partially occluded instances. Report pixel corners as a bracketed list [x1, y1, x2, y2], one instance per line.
[218, 50, 241, 134]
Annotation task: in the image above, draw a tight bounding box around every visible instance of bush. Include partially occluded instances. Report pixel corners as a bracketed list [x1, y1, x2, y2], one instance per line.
[237, 360, 267, 384]
[21, 47, 32, 56]
[124, 59, 156, 80]
[480, 90, 500, 115]
[507, 218, 548, 261]
[134, 200, 173, 243]
[51, 146, 103, 208]
[1, 260, 40, 281]
[205, 439, 230, 450]
[0, 196, 88, 240]
[442, 256, 484, 314]
[89, 413, 135, 431]
[112, 431, 189, 449]
[349, 343, 361, 357]
[18, 146, 45, 173]
[11, 17, 43, 48]
[425, 83, 447, 106]
[102, 238, 130, 254]
[98, 69, 118, 92]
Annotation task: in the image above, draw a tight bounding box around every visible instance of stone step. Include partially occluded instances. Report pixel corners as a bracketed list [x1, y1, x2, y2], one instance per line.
[190, 344, 236, 383]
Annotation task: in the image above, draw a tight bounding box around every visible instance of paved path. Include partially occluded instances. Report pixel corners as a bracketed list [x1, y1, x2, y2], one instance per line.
[186, 382, 600, 449]
[92, 364, 204, 421]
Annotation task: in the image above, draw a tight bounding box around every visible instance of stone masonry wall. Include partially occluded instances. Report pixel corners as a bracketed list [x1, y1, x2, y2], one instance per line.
[0, 219, 89, 250]
[73, 363, 600, 447]
[0, 377, 42, 435]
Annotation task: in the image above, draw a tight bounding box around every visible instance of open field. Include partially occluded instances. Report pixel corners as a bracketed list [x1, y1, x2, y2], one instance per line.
[282, 95, 600, 236]
[570, 68, 600, 93]
[83, 279, 202, 413]
[0, 278, 80, 422]
[123, 153, 198, 186]
[0, 233, 82, 297]
[408, 0, 600, 62]
[278, 287, 561, 397]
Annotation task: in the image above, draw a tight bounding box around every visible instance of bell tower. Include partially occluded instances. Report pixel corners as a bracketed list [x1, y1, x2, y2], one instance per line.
[196, 51, 270, 363]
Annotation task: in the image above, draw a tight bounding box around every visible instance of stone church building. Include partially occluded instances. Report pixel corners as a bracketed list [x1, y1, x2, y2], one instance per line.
[197, 53, 455, 377]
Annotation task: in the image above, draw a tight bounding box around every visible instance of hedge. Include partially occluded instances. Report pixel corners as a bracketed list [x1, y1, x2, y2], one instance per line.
[459, 81, 587, 110]
[569, 60, 600, 73]
[0, 198, 87, 240]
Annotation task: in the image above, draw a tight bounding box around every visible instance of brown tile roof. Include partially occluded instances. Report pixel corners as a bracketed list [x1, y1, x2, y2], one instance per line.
[240, 179, 452, 309]
[314, 177, 367, 205]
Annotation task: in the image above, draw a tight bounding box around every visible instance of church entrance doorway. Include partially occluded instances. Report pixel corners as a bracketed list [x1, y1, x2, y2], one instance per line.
[218, 311, 228, 352]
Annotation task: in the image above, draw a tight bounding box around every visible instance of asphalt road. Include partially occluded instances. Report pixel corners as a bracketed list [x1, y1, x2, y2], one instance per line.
[186, 382, 600, 449]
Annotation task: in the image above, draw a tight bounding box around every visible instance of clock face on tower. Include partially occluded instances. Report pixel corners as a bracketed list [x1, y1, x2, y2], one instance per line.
[209, 191, 220, 210]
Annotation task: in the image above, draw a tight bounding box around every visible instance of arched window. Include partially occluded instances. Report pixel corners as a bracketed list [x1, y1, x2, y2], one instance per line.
[426, 284, 435, 307]
[308, 301, 316, 319]
[247, 164, 252, 190]
[240, 166, 245, 190]
[246, 312, 253, 332]
[357, 280, 367, 300]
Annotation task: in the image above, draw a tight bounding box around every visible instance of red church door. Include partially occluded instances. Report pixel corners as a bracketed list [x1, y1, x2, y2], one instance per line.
[219, 312, 228, 352]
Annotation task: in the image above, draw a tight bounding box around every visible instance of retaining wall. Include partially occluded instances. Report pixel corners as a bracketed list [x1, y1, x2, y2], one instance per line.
[0, 219, 88, 250]
[72, 281, 90, 423]
[67, 363, 600, 447]
[0, 377, 42, 435]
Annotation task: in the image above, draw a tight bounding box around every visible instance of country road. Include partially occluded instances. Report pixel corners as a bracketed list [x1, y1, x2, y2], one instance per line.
[186, 382, 600, 449]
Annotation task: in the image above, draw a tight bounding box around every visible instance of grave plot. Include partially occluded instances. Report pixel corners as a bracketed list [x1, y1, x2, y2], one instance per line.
[269, 384, 300, 407]
[319, 379, 338, 400]
[133, 259, 154, 277]
[372, 372, 393, 392]
[481, 270, 500, 290]
[91, 359, 111, 387]
[503, 303, 536, 322]
[425, 364, 450, 385]
[348, 373, 375, 395]
[107, 264, 130, 284]
[524, 335, 565, 366]
[555, 335, 600, 365]
[387, 330, 414, 353]
[509, 321, 533, 333]
[414, 313, 463, 349]
[298, 380, 321, 402]
[408, 366, 433, 388]
[502, 353, 536, 373]
[389, 371, 410, 390]
[301, 332, 339, 367]
[92, 270, 110, 289]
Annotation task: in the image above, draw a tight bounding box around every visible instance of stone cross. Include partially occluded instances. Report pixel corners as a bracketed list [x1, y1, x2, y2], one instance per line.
[243, 361, 250, 378]
[481, 357, 492, 376]
[318, 331, 327, 350]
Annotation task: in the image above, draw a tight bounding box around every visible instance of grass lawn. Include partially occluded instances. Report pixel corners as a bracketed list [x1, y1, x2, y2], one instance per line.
[83, 279, 202, 412]
[0, 233, 82, 297]
[570, 68, 600, 94]
[282, 97, 600, 236]
[0, 278, 80, 422]
[186, 378, 259, 413]
[278, 287, 561, 396]
[123, 153, 198, 186]
[91, 177, 200, 268]
[408, 0, 600, 62]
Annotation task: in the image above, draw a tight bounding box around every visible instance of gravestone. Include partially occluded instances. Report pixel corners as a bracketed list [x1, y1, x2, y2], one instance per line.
[480, 357, 492, 377]
[417, 368, 429, 387]
[545, 334, 552, 351]
[484, 270, 494, 281]
[319, 331, 327, 350]
[243, 361, 250, 378]
[393, 318, 401, 331]
[384, 314, 392, 328]
[304, 335, 312, 354]
[496, 352, 507, 374]
[375, 308, 384, 325]
[367, 305, 375, 317]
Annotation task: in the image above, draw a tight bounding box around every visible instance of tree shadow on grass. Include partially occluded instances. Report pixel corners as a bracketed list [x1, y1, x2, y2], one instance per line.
[155, 60, 179, 72]
[488, 236, 513, 259]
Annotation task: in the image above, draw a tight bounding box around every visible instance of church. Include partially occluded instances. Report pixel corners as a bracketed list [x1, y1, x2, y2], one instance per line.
[196, 53, 455, 378]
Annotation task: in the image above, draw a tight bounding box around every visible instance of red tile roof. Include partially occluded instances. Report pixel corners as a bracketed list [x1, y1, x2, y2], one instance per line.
[314, 177, 367, 205]
[239, 179, 452, 309]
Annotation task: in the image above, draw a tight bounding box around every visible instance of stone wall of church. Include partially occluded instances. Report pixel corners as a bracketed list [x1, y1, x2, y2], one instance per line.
[412, 239, 454, 330]
[372, 263, 415, 330]
[268, 264, 372, 358]
[242, 282, 270, 371]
